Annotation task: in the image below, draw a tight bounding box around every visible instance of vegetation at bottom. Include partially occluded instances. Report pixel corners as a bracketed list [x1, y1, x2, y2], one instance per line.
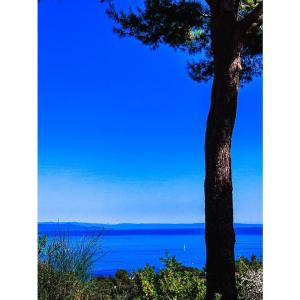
[38, 234, 262, 300]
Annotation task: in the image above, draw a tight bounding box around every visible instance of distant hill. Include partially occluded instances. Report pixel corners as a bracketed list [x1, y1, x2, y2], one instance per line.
[38, 222, 262, 236]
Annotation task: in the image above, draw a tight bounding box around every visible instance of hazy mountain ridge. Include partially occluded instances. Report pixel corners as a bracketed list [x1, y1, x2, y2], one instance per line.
[38, 222, 262, 235]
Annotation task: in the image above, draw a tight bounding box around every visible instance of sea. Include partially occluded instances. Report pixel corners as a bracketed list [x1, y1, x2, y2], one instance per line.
[38, 223, 262, 277]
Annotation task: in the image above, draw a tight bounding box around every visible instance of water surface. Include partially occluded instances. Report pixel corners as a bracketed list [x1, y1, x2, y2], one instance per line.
[39, 223, 262, 276]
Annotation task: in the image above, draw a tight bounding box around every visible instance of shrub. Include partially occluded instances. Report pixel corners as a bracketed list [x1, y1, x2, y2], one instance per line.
[133, 254, 262, 300]
[133, 254, 206, 300]
[38, 230, 103, 300]
[93, 274, 135, 300]
[38, 263, 101, 300]
[236, 256, 263, 300]
[38, 231, 103, 282]
[38, 232, 262, 300]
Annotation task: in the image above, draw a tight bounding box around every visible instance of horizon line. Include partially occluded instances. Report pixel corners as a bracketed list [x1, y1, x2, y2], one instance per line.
[38, 221, 263, 225]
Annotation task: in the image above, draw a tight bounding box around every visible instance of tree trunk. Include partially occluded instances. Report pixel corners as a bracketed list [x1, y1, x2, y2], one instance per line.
[205, 7, 242, 300]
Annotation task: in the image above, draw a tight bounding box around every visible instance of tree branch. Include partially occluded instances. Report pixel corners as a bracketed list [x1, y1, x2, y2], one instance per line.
[234, 0, 241, 19]
[200, 12, 211, 18]
[204, 0, 216, 7]
[237, 2, 263, 37]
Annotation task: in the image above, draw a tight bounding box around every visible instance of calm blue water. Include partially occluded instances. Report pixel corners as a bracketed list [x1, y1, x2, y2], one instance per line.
[39, 225, 262, 277]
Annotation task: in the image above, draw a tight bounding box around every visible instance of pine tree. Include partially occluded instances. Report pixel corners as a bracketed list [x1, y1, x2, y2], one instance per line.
[101, 1, 262, 299]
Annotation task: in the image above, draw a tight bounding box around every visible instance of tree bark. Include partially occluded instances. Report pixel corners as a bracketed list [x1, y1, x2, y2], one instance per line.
[205, 6, 242, 300]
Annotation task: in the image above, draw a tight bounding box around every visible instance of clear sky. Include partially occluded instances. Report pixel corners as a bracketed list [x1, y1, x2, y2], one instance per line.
[38, 0, 262, 224]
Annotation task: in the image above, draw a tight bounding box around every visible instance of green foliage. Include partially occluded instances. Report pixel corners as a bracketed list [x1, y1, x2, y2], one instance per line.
[240, 0, 262, 16]
[134, 264, 159, 299]
[133, 253, 206, 300]
[38, 263, 101, 300]
[39, 232, 103, 282]
[101, 0, 262, 85]
[93, 274, 135, 300]
[38, 231, 104, 300]
[102, 0, 209, 53]
[236, 255, 263, 273]
[38, 236, 262, 300]
[115, 269, 131, 282]
[38, 235, 48, 256]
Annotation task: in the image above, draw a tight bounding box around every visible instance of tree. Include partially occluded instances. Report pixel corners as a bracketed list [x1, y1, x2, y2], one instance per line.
[101, 1, 262, 299]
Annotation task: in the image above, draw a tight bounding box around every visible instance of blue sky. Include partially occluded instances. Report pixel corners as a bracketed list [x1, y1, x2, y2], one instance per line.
[38, 0, 262, 224]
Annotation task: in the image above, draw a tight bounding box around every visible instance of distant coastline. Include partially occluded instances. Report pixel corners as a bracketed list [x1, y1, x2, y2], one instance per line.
[39, 222, 262, 227]
[38, 222, 262, 236]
